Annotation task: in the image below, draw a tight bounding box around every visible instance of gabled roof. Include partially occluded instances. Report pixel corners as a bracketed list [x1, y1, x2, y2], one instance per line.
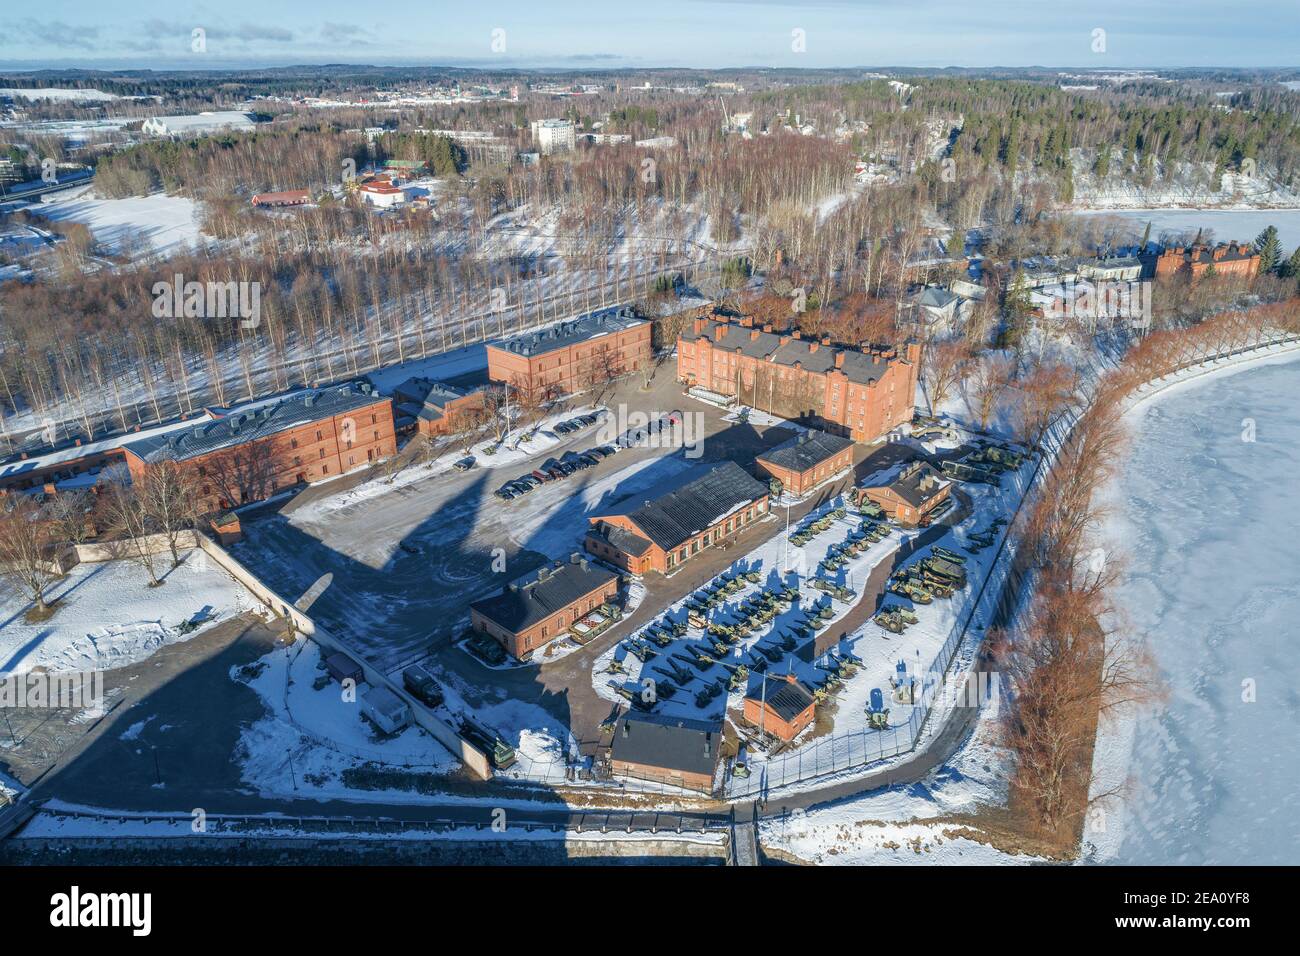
[589, 521, 654, 558]
[611, 711, 721, 778]
[470, 555, 618, 634]
[604, 461, 769, 552]
[757, 428, 853, 474]
[874, 461, 949, 508]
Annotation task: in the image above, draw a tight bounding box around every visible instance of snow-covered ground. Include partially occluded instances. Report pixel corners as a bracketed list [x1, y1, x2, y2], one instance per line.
[231, 639, 460, 801]
[758, 718, 1041, 865]
[33, 187, 207, 259]
[0, 550, 255, 676]
[1087, 350, 1300, 865]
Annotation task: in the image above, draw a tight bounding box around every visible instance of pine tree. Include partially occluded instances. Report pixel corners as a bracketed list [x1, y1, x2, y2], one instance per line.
[1254, 225, 1282, 274]
[1278, 246, 1300, 279]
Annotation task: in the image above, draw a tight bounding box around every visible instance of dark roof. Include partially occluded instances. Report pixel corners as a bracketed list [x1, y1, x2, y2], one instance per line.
[470, 555, 618, 634]
[608, 461, 769, 552]
[124, 383, 386, 464]
[611, 711, 721, 777]
[757, 429, 853, 475]
[880, 461, 948, 508]
[491, 306, 647, 357]
[747, 676, 815, 722]
[589, 521, 654, 558]
[680, 319, 900, 385]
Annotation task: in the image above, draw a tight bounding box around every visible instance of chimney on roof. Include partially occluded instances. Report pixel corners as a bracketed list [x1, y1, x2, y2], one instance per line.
[750, 329, 760, 340]
[834, 352, 845, 369]
[739, 316, 753, 328]
[622, 720, 629, 738]
[821, 336, 831, 346]
[304, 393, 316, 407]
[785, 671, 798, 685]
[778, 335, 790, 346]
[808, 342, 819, 353]
[570, 552, 581, 564]
[704, 731, 712, 757]
[693, 317, 707, 335]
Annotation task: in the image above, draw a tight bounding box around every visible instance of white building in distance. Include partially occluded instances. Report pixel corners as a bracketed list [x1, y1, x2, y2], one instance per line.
[141, 111, 256, 138]
[530, 118, 577, 154]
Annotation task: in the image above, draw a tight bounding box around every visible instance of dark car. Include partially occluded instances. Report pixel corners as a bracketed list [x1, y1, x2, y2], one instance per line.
[453, 456, 476, 472]
[579, 413, 599, 425]
[554, 421, 573, 434]
[586, 447, 607, 460]
[599, 445, 618, 456]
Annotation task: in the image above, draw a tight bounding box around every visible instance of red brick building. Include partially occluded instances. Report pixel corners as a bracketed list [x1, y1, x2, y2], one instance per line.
[743, 673, 816, 741]
[469, 554, 620, 660]
[755, 429, 855, 497]
[608, 711, 721, 793]
[585, 461, 771, 575]
[388, 376, 487, 438]
[121, 383, 395, 514]
[1144, 242, 1260, 282]
[856, 460, 952, 527]
[487, 306, 652, 400]
[677, 312, 920, 444]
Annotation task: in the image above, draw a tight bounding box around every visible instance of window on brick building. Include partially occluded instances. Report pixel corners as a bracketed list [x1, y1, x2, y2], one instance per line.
[319, 449, 326, 459]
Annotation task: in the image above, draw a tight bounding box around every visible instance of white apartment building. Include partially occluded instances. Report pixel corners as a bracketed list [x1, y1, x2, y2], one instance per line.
[530, 118, 577, 154]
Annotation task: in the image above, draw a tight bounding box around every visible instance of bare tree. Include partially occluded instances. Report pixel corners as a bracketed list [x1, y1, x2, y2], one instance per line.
[965, 353, 1016, 431]
[100, 473, 162, 588]
[137, 461, 203, 569]
[0, 496, 65, 615]
[42, 488, 98, 547]
[921, 340, 970, 415]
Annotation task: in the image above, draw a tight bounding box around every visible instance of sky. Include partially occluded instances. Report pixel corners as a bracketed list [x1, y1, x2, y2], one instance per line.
[3, 1, 1300, 71]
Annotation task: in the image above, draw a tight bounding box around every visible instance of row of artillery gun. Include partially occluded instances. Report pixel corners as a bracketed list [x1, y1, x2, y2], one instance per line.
[789, 505, 848, 547]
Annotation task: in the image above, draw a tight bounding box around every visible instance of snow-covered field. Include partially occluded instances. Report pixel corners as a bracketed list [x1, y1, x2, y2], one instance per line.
[231, 640, 460, 801]
[31, 187, 207, 260]
[758, 719, 1040, 865]
[1088, 351, 1300, 865]
[0, 551, 254, 676]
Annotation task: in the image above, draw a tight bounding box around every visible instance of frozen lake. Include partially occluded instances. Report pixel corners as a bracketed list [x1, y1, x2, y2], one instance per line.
[1098, 356, 1300, 865]
[1075, 208, 1300, 253]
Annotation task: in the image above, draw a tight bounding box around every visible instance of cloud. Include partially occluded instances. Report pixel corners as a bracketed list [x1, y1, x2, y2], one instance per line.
[318, 22, 375, 48]
[0, 19, 101, 50]
[137, 19, 295, 45]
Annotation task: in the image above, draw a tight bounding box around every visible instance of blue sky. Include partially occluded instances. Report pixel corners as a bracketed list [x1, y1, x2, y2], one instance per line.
[3, 1, 1299, 70]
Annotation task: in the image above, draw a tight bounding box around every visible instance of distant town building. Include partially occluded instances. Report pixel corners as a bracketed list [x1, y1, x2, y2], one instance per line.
[755, 429, 855, 497]
[250, 189, 311, 208]
[634, 136, 677, 149]
[486, 306, 652, 399]
[358, 180, 410, 207]
[530, 118, 577, 154]
[585, 461, 771, 575]
[141, 111, 256, 137]
[1079, 256, 1143, 282]
[469, 554, 620, 660]
[608, 711, 721, 792]
[381, 159, 429, 177]
[578, 132, 631, 145]
[121, 383, 395, 514]
[677, 311, 920, 444]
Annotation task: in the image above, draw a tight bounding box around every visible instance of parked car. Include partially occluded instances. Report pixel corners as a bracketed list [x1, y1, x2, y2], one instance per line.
[531, 469, 552, 483]
[494, 486, 516, 501]
[554, 421, 574, 434]
[599, 445, 618, 456]
[453, 456, 476, 472]
[586, 447, 607, 460]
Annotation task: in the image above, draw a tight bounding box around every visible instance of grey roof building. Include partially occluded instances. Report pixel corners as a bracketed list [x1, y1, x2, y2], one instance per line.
[757, 429, 854, 475]
[679, 318, 894, 386]
[746, 675, 815, 723]
[609, 461, 769, 552]
[609, 711, 722, 788]
[470, 554, 619, 635]
[492, 305, 646, 357]
[123, 382, 385, 464]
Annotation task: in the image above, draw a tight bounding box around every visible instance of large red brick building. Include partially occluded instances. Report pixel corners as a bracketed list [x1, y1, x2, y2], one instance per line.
[486, 306, 652, 399]
[677, 313, 920, 444]
[122, 383, 395, 514]
[585, 461, 771, 576]
[388, 376, 487, 438]
[1143, 242, 1260, 282]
